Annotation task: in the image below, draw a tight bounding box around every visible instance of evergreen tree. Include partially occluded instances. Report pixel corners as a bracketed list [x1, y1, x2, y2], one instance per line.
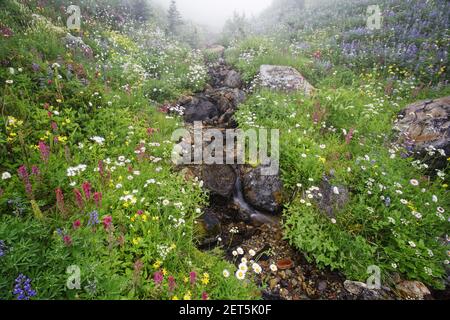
[167, 0, 182, 35]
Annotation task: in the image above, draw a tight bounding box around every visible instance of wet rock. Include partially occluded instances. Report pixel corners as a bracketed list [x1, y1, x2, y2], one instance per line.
[201, 165, 237, 198]
[240, 165, 283, 213]
[318, 281, 328, 292]
[313, 176, 349, 219]
[206, 88, 246, 114]
[259, 65, 315, 95]
[396, 280, 431, 300]
[183, 99, 219, 123]
[224, 70, 243, 88]
[394, 96, 450, 171]
[344, 280, 367, 296]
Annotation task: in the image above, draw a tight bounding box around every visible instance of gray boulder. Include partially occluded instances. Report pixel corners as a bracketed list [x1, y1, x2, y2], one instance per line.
[394, 96, 450, 170]
[259, 65, 315, 95]
[224, 70, 243, 88]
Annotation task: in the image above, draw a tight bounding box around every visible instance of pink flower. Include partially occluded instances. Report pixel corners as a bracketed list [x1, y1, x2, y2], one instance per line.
[93, 192, 102, 208]
[51, 121, 58, 132]
[98, 160, 104, 177]
[38, 141, 50, 163]
[103, 215, 112, 230]
[137, 210, 144, 216]
[73, 220, 81, 230]
[168, 276, 176, 292]
[153, 272, 164, 285]
[82, 181, 91, 200]
[55, 188, 65, 213]
[202, 292, 209, 301]
[189, 271, 197, 285]
[73, 189, 84, 209]
[18, 166, 33, 196]
[31, 166, 40, 176]
[63, 235, 72, 246]
[345, 128, 355, 144]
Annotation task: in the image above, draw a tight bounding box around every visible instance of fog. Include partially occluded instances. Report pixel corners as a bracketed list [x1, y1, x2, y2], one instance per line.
[154, 0, 273, 30]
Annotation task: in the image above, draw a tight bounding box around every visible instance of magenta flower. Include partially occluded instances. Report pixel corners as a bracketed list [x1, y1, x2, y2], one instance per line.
[17, 166, 32, 197]
[345, 128, 355, 145]
[98, 160, 104, 177]
[38, 141, 50, 163]
[93, 192, 102, 208]
[103, 215, 112, 230]
[202, 292, 209, 301]
[189, 271, 197, 285]
[63, 235, 72, 246]
[73, 220, 81, 230]
[153, 272, 164, 285]
[82, 181, 91, 200]
[168, 276, 176, 292]
[73, 189, 84, 209]
[137, 210, 144, 216]
[55, 188, 65, 213]
[51, 121, 58, 132]
[31, 166, 40, 176]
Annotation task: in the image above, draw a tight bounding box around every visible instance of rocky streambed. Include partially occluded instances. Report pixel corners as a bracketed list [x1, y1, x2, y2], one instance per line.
[169, 50, 446, 300]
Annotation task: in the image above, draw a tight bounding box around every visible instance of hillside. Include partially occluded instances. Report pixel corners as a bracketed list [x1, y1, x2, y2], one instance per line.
[0, 0, 449, 301]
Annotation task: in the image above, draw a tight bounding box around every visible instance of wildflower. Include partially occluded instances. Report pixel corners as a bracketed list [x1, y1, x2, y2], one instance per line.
[201, 273, 209, 285]
[63, 235, 72, 246]
[13, 274, 36, 300]
[172, 296, 179, 300]
[168, 276, 176, 292]
[249, 249, 256, 257]
[235, 270, 246, 280]
[238, 263, 248, 273]
[400, 199, 408, 205]
[223, 269, 230, 278]
[183, 291, 192, 300]
[391, 263, 397, 269]
[5, 80, 13, 84]
[153, 272, 164, 285]
[153, 260, 162, 269]
[93, 192, 102, 208]
[432, 195, 438, 203]
[116, 184, 123, 189]
[252, 263, 262, 274]
[73, 220, 81, 230]
[237, 247, 244, 255]
[103, 216, 112, 230]
[410, 179, 419, 186]
[437, 207, 445, 214]
[241, 257, 248, 264]
[232, 250, 238, 257]
[73, 189, 84, 209]
[413, 212, 422, 219]
[88, 211, 99, 226]
[38, 141, 50, 163]
[90, 136, 105, 145]
[202, 292, 209, 301]
[270, 264, 278, 272]
[332, 186, 340, 195]
[55, 188, 65, 213]
[189, 271, 197, 285]
[0, 240, 7, 257]
[1, 172, 11, 180]
[31, 166, 40, 176]
[408, 241, 416, 248]
[82, 181, 92, 200]
[162, 199, 170, 206]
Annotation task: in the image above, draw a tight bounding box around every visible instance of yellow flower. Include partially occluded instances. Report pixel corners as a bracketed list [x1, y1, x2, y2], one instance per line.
[162, 268, 168, 276]
[318, 157, 326, 164]
[183, 291, 192, 300]
[172, 296, 179, 300]
[142, 215, 148, 222]
[132, 237, 142, 245]
[443, 184, 448, 189]
[201, 273, 210, 285]
[130, 216, 136, 222]
[183, 277, 189, 284]
[153, 260, 162, 269]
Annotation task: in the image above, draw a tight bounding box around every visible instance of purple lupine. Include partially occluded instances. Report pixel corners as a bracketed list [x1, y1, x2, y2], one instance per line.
[87, 211, 99, 226]
[12, 274, 37, 300]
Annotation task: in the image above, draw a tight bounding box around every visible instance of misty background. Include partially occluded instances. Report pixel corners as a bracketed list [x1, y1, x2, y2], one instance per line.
[154, 0, 273, 30]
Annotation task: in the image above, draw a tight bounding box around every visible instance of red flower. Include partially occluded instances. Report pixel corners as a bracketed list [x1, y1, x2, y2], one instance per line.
[73, 188, 84, 209]
[202, 292, 209, 301]
[73, 220, 81, 230]
[55, 188, 65, 213]
[82, 181, 91, 200]
[103, 215, 112, 230]
[168, 276, 176, 292]
[63, 235, 72, 246]
[93, 192, 102, 208]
